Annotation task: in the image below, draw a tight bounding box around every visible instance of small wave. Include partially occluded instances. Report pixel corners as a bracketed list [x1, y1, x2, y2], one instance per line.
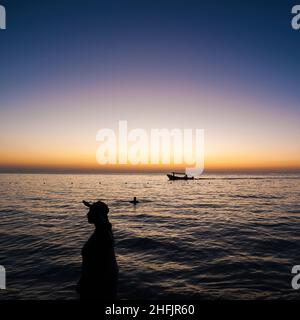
[232, 194, 282, 200]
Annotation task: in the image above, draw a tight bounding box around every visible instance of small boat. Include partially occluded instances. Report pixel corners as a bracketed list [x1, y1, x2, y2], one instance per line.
[167, 172, 194, 181]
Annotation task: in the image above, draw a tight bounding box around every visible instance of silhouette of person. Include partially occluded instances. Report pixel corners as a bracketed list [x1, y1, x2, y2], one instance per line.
[129, 197, 139, 205]
[77, 200, 118, 300]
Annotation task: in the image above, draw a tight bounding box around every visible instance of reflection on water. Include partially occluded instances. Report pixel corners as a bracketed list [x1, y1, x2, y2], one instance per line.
[0, 173, 300, 300]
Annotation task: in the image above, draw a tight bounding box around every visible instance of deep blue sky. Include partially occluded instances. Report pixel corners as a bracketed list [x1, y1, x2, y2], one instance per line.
[1, 0, 299, 107]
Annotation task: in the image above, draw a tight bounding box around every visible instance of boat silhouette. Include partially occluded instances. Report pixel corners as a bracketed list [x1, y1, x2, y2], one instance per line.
[167, 172, 194, 181]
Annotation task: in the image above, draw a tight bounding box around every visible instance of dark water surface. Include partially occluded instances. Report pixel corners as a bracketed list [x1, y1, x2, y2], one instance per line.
[0, 173, 300, 300]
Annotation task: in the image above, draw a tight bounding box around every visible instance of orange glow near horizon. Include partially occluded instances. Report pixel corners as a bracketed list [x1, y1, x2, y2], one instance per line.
[1, 147, 299, 172]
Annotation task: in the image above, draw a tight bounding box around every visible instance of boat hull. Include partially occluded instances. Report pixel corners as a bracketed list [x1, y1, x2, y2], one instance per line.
[167, 174, 194, 181]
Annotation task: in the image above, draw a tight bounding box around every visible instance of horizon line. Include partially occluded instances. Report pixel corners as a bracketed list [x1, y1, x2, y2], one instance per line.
[0, 168, 300, 175]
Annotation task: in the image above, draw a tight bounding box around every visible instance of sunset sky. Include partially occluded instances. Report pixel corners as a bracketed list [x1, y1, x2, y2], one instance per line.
[0, 0, 299, 173]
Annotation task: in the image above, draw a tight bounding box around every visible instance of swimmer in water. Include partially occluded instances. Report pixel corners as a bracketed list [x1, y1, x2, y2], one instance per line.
[130, 197, 139, 205]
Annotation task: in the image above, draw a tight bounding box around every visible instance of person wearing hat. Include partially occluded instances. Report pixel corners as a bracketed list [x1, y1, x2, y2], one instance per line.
[76, 200, 119, 300]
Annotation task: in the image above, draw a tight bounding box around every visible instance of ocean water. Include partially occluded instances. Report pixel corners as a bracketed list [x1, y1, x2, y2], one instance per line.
[0, 173, 300, 300]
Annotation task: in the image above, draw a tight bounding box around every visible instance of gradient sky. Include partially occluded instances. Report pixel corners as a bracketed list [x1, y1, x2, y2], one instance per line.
[0, 0, 299, 172]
